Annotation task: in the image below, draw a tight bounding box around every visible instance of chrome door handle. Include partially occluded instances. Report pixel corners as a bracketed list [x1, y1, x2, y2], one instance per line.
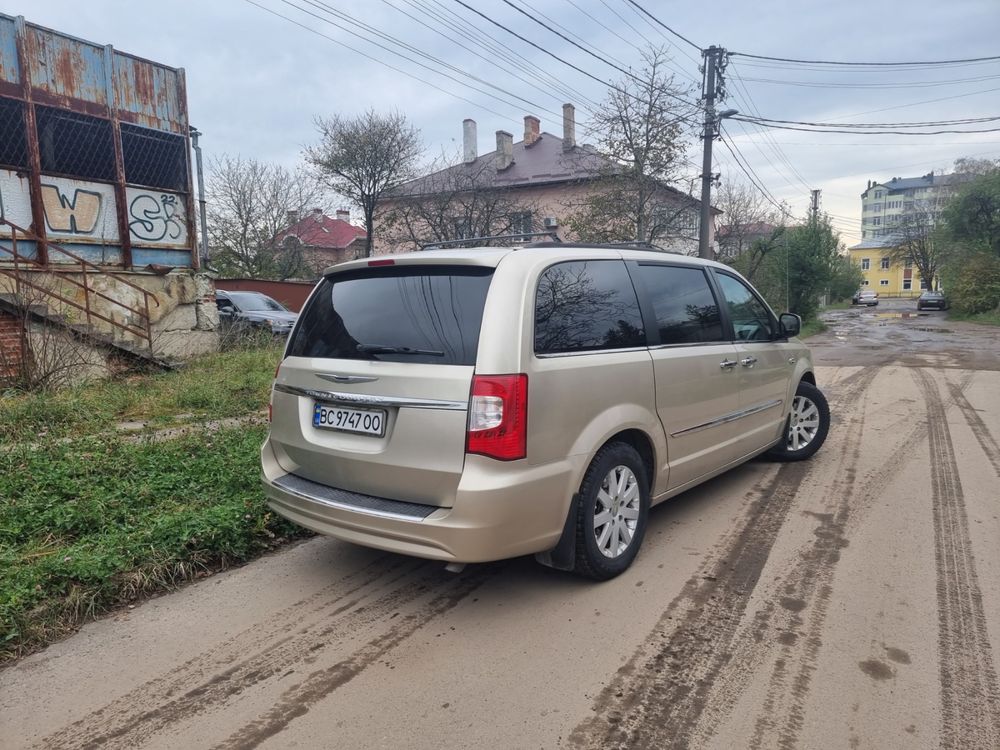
[740, 356, 758, 368]
[720, 359, 738, 370]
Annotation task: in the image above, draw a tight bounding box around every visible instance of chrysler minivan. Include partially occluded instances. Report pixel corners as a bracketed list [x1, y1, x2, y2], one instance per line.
[262, 244, 829, 579]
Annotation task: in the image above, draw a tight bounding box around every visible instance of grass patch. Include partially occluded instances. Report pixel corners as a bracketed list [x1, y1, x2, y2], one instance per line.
[0, 343, 283, 443]
[948, 309, 1000, 327]
[822, 300, 853, 311]
[0, 425, 307, 662]
[799, 318, 827, 338]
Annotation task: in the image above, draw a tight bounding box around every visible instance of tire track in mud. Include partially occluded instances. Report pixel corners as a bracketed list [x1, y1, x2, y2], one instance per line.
[566, 368, 879, 749]
[41, 558, 496, 750]
[914, 369, 1000, 749]
[213, 565, 497, 750]
[946, 375, 1000, 477]
[697, 369, 972, 749]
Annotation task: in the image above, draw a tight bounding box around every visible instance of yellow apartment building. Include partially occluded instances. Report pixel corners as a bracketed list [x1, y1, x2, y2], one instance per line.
[847, 242, 927, 297]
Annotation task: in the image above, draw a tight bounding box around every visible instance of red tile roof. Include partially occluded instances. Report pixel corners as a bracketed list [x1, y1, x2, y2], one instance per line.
[276, 212, 366, 250]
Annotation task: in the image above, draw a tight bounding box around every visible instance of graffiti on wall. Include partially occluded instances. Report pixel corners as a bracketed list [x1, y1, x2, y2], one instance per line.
[128, 193, 184, 243]
[40, 185, 103, 234]
[0, 169, 188, 248]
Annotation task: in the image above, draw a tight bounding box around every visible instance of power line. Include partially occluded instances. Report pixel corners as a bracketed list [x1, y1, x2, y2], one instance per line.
[737, 114, 1000, 128]
[295, 0, 565, 118]
[622, 0, 702, 54]
[732, 119, 1000, 136]
[241, 0, 516, 119]
[739, 73, 1000, 90]
[413, 0, 602, 110]
[729, 51, 1000, 67]
[718, 130, 791, 216]
[450, 0, 703, 126]
[378, 0, 596, 111]
[493, 0, 699, 110]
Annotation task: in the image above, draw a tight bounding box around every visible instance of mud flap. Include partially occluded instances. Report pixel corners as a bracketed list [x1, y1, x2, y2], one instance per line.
[534, 493, 579, 571]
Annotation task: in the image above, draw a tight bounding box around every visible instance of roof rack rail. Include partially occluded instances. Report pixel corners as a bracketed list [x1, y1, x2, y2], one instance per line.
[522, 240, 664, 251]
[418, 231, 560, 250]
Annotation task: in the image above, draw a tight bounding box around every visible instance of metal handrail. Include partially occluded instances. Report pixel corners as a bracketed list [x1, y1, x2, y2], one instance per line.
[0, 219, 161, 351]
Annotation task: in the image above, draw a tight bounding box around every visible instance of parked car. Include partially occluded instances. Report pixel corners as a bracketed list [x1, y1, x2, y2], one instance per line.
[263, 244, 830, 580]
[917, 290, 949, 311]
[216, 290, 298, 336]
[852, 290, 879, 306]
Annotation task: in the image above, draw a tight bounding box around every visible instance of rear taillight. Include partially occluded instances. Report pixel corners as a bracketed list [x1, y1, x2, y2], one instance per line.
[466, 374, 527, 461]
[269, 363, 281, 423]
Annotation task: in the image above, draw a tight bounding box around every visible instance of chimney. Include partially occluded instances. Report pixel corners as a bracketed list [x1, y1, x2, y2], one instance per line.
[562, 103, 576, 151]
[463, 118, 477, 163]
[286, 209, 299, 225]
[495, 130, 513, 171]
[336, 209, 350, 223]
[523, 115, 540, 146]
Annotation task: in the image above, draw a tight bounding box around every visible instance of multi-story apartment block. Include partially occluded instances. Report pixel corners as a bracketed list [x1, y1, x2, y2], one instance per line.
[859, 171, 961, 241]
[849, 171, 967, 295]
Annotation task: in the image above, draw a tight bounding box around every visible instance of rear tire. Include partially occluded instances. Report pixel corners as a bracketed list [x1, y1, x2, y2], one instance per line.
[768, 381, 830, 462]
[572, 443, 650, 581]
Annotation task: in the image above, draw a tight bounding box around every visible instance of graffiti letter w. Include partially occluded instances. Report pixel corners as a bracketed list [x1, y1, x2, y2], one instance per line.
[41, 185, 102, 234]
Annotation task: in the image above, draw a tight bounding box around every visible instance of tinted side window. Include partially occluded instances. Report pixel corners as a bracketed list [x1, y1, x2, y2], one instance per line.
[716, 273, 775, 341]
[639, 265, 723, 345]
[287, 266, 493, 365]
[534, 260, 645, 354]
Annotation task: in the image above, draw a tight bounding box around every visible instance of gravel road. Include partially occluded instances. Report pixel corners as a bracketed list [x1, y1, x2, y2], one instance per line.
[3, 298, 999, 750]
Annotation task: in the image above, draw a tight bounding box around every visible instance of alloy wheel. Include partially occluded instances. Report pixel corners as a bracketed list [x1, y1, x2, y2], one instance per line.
[594, 465, 640, 558]
[787, 395, 821, 452]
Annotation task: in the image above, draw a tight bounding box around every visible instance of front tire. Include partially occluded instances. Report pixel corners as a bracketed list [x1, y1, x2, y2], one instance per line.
[768, 381, 830, 462]
[572, 443, 650, 580]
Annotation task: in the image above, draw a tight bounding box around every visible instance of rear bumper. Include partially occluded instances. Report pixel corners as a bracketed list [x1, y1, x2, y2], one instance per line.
[262, 437, 581, 563]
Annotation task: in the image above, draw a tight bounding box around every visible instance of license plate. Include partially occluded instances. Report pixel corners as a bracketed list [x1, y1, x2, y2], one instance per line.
[313, 403, 386, 436]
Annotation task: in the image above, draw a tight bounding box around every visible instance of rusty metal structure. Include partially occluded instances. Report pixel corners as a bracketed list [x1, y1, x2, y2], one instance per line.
[0, 14, 199, 360]
[0, 12, 196, 270]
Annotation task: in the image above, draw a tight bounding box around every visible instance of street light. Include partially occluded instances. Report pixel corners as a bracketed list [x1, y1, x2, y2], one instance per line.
[698, 108, 738, 259]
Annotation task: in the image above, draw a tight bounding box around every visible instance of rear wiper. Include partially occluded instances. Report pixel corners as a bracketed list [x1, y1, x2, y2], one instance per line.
[356, 344, 444, 356]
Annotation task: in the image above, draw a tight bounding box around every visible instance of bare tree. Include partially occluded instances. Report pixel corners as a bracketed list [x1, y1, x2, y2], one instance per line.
[207, 155, 326, 279]
[714, 178, 783, 261]
[306, 110, 422, 257]
[379, 152, 539, 251]
[567, 47, 699, 247]
[889, 201, 943, 291]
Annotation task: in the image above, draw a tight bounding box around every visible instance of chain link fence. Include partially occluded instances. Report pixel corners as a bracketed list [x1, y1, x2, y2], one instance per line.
[36, 105, 116, 182]
[121, 123, 188, 192]
[0, 97, 29, 171]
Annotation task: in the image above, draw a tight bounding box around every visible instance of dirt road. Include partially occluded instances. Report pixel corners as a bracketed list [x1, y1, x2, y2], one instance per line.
[3, 300, 999, 749]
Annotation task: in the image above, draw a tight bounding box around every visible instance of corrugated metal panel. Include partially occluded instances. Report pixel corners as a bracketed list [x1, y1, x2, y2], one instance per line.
[0, 15, 18, 86]
[25, 24, 108, 108]
[112, 54, 187, 133]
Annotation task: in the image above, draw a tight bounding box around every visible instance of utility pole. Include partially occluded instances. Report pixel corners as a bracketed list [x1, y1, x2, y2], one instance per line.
[698, 46, 729, 260]
[190, 126, 210, 267]
[810, 189, 821, 223]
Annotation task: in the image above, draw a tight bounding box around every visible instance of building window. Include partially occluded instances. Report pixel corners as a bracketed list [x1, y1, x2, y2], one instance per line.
[0, 97, 29, 170]
[879, 279, 889, 286]
[880, 257, 890, 270]
[508, 211, 533, 235]
[873, 204, 882, 212]
[121, 123, 188, 192]
[874, 190, 884, 199]
[861, 279, 870, 286]
[861, 258, 870, 270]
[36, 106, 115, 181]
[904, 259, 912, 268]
[873, 217, 881, 226]
[903, 279, 912, 290]
[920, 279, 930, 290]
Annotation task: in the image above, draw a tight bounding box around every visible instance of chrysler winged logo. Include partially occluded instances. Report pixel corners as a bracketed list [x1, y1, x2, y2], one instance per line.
[317, 373, 379, 385]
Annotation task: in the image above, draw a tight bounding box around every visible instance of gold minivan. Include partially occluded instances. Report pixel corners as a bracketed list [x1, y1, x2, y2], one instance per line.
[262, 245, 829, 579]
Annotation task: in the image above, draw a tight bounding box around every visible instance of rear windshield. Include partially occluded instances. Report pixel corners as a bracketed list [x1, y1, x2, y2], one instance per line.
[287, 265, 494, 365]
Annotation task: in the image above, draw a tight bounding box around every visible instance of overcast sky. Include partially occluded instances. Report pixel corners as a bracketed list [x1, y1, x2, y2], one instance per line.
[14, 0, 1000, 244]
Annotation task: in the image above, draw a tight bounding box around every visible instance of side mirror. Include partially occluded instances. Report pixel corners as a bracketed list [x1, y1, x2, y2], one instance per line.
[218, 304, 235, 315]
[779, 312, 801, 338]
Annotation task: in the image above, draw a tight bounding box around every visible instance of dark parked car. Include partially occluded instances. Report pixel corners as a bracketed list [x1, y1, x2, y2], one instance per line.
[917, 291, 948, 311]
[216, 290, 298, 335]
